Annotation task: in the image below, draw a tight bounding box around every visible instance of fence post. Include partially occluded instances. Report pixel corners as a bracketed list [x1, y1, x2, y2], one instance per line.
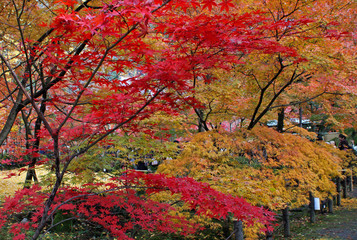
[327, 198, 333, 213]
[233, 220, 244, 240]
[336, 177, 341, 206]
[309, 192, 315, 223]
[282, 207, 290, 237]
[342, 177, 347, 198]
[349, 170, 353, 192]
[320, 199, 326, 214]
[351, 170, 354, 192]
[342, 170, 347, 198]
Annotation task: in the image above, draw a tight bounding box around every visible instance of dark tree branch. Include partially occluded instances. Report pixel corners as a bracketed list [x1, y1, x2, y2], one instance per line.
[269, 91, 326, 109]
[248, 67, 305, 130]
[0, 0, 95, 146]
[247, 57, 285, 130]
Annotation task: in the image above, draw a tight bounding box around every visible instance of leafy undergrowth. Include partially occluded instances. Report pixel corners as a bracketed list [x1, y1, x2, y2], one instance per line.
[275, 197, 357, 240]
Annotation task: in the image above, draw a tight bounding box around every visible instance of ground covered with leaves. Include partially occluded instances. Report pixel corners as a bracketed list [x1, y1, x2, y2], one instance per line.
[0, 169, 50, 201]
[275, 191, 357, 240]
[0, 170, 30, 201]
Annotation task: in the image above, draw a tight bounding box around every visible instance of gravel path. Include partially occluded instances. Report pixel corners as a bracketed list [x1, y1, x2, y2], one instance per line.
[312, 186, 357, 240]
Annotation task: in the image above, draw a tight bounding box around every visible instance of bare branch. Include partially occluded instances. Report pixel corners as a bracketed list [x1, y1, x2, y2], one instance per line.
[0, 52, 54, 137]
[248, 58, 286, 129]
[248, 66, 305, 130]
[270, 91, 326, 109]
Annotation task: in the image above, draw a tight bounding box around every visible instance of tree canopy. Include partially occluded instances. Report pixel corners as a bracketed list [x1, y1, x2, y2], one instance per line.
[0, 0, 355, 239]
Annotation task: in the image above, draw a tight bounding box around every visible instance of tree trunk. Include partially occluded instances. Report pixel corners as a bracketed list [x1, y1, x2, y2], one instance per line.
[299, 105, 303, 128]
[196, 108, 208, 132]
[277, 108, 284, 132]
[24, 91, 47, 188]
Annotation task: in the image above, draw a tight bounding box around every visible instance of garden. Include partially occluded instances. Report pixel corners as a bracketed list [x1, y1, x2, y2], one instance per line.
[0, 0, 356, 239]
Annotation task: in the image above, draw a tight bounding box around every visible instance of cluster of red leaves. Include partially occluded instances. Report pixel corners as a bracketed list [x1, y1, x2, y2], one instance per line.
[0, 171, 274, 239]
[0, 185, 44, 239]
[27, 0, 306, 140]
[0, 0, 318, 238]
[123, 171, 275, 225]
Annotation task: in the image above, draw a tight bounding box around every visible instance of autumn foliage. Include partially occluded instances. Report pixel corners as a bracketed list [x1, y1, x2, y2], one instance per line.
[0, 171, 275, 239]
[159, 127, 342, 208]
[157, 126, 348, 238]
[0, 0, 355, 239]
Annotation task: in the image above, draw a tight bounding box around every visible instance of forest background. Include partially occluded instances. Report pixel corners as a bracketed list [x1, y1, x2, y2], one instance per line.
[0, 0, 356, 239]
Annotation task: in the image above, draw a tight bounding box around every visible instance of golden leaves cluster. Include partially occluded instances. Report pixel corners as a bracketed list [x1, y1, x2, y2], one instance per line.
[159, 126, 343, 209]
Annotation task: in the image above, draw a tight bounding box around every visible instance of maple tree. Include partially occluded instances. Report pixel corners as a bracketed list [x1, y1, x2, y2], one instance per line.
[155, 0, 356, 237]
[0, 171, 275, 239]
[158, 126, 344, 238]
[176, 0, 356, 132]
[0, 0, 355, 239]
[0, 0, 301, 238]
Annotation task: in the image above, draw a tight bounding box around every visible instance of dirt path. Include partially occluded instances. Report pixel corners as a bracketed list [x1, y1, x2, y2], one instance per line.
[315, 186, 357, 240]
[283, 186, 357, 240]
[313, 198, 357, 240]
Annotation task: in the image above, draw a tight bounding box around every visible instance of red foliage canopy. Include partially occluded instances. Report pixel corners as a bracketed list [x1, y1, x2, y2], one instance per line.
[0, 0, 314, 239]
[0, 171, 274, 239]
